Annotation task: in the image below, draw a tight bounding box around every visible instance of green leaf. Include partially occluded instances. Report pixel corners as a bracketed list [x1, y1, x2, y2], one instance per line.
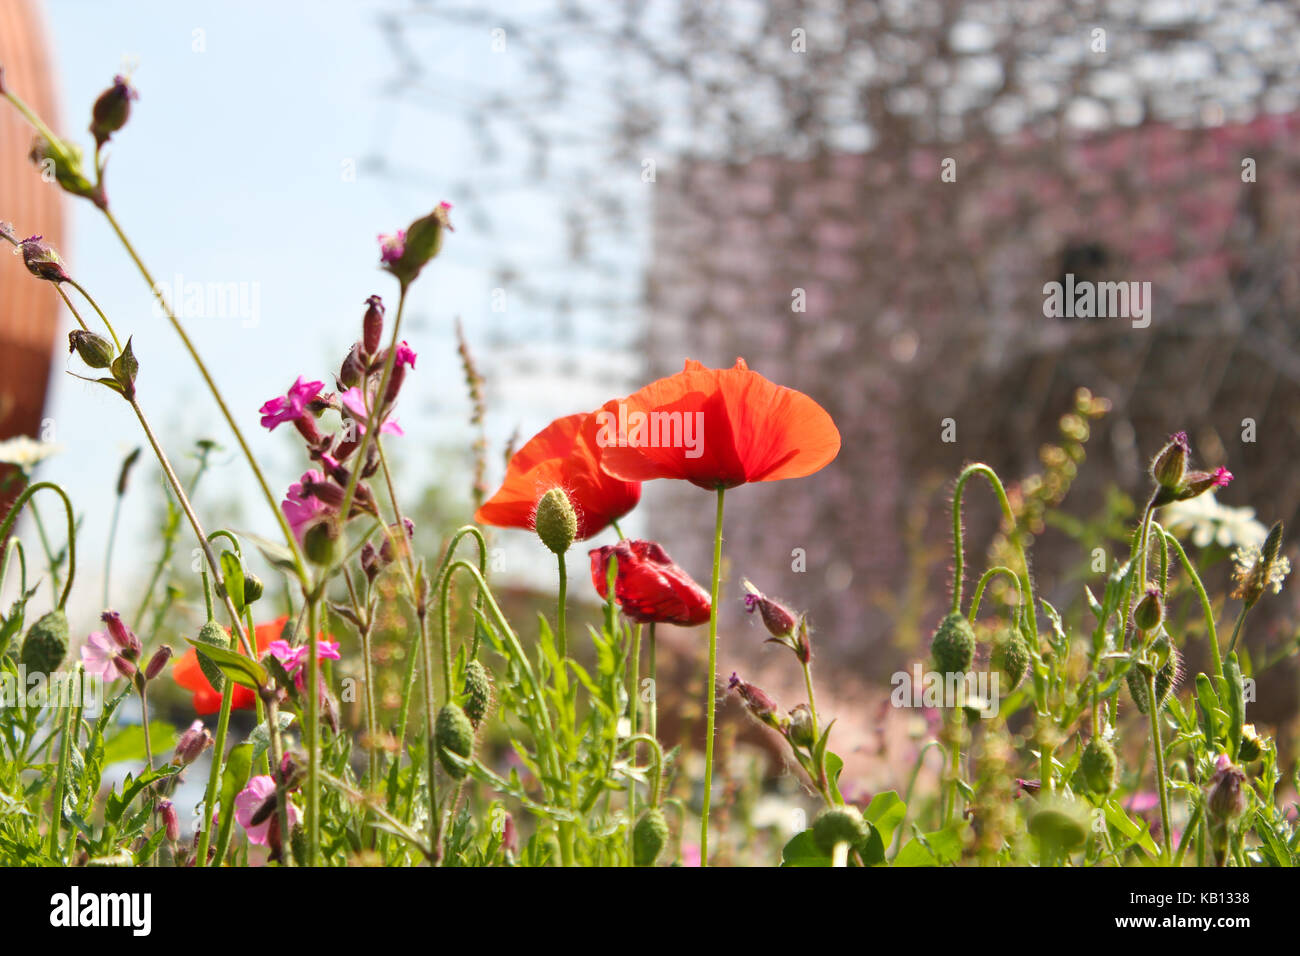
[824, 751, 845, 805]
[864, 790, 907, 848]
[219, 550, 246, 617]
[1103, 799, 1158, 859]
[246, 712, 295, 764]
[214, 743, 254, 862]
[186, 637, 267, 690]
[105, 765, 179, 826]
[894, 821, 967, 866]
[780, 829, 831, 867]
[101, 722, 177, 766]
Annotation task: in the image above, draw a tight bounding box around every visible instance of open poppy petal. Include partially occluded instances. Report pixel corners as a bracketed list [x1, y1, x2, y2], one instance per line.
[590, 539, 711, 626]
[172, 616, 287, 716]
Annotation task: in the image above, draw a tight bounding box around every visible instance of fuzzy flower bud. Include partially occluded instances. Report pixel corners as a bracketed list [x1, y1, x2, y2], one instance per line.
[339, 342, 365, 390]
[1134, 586, 1164, 632]
[380, 202, 453, 287]
[534, 487, 577, 555]
[242, 572, 264, 606]
[20, 609, 69, 675]
[787, 703, 816, 748]
[727, 672, 784, 731]
[1206, 754, 1247, 823]
[362, 295, 384, 356]
[632, 808, 669, 867]
[462, 659, 493, 729]
[812, 806, 870, 856]
[930, 611, 975, 675]
[15, 234, 70, 283]
[157, 799, 180, 842]
[1151, 431, 1189, 490]
[435, 703, 475, 779]
[742, 579, 797, 637]
[173, 720, 213, 766]
[101, 610, 141, 657]
[1079, 736, 1118, 795]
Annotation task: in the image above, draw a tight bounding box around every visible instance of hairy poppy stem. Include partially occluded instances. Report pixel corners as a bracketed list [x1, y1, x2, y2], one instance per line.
[556, 551, 568, 659]
[700, 487, 726, 866]
[1147, 670, 1172, 861]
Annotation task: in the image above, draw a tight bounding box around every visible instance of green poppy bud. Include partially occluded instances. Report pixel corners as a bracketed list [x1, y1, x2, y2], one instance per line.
[812, 806, 871, 856]
[632, 808, 668, 867]
[930, 612, 975, 675]
[242, 572, 264, 606]
[1134, 587, 1164, 632]
[991, 627, 1030, 690]
[1079, 736, 1118, 795]
[20, 609, 69, 674]
[534, 487, 577, 555]
[1028, 797, 1089, 852]
[462, 659, 493, 729]
[1126, 635, 1180, 715]
[193, 620, 231, 692]
[435, 703, 474, 779]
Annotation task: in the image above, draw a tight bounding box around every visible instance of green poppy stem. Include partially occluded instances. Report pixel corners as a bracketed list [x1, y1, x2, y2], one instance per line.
[700, 486, 726, 866]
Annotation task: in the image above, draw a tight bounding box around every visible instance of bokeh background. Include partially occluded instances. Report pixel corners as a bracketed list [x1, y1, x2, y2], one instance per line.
[3, 0, 1300, 795]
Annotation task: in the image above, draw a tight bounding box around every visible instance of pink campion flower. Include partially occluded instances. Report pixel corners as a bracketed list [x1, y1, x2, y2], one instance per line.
[340, 386, 404, 436]
[267, 639, 342, 690]
[377, 230, 406, 264]
[259, 376, 324, 435]
[394, 341, 417, 368]
[281, 470, 331, 542]
[234, 775, 299, 846]
[80, 631, 121, 681]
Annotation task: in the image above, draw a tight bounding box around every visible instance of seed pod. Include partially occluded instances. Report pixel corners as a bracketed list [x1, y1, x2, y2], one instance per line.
[1079, 736, 1117, 795]
[534, 487, 577, 555]
[20, 609, 69, 674]
[462, 660, 493, 729]
[1126, 635, 1180, 715]
[435, 703, 474, 779]
[68, 330, 115, 369]
[193, 620, 231, 692]
[991, 627, 1029, 690]
[632, 808, 668, 867]
[930, 612, 975, 675]
[812, 806, 871, 856]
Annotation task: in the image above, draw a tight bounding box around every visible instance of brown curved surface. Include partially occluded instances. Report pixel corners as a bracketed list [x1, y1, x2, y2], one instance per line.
[0, 0, 63, 447]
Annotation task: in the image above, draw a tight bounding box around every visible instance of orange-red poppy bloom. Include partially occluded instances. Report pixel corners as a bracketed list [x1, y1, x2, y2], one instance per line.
[172, 617, 285, 715]
[476, 411, 641, 540]
[594, 358, 840, 490]
[589, 540, 711, 626]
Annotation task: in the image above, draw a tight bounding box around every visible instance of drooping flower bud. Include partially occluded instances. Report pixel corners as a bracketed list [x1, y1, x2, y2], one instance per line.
[1150, 431, 1189, 490]
[930, 611, 975, 675]
[534, 487, 577, 555]
[1078, 736, 1117, 795]
[173, 720, 213, 767]
[145, 644, 173, 681]
[727, 672, 784, 731]
[812, 806, 870, 856]
[991, 627, 1029, 689]
[15, 234, 70, 283]
[632, 808, 668, 867]
[89, 74, 139, 148]
[112, 655, 137, 680]
[380, 202, 454, 287]
[362, 295, 384, 356]
[435, 703, 475, 779]
[1133, 586, 1164, 632]
[1206, 754, 1247, 823]
[68, 330, 115, 369]
[158, 799, 180, 842]
[20, 609, 69, 675]
[339, 342, 365, 390]
[462, 659, 493, 729]
[787, 703, 816, 748]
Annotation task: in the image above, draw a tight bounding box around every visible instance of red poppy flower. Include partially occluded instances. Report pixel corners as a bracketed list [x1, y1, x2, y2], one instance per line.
[476, 411, 641, 540]
[594, 358, 841, 490]
[172, 617, 286, 715]
[589, 540, 712, 626]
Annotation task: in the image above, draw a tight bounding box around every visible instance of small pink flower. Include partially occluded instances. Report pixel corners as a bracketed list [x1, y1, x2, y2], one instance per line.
[377, 230, 406, 264]
[259, 376, 324, 431]
[267, 639, 342, 689]
[234, 775, 299, 845]
[80, 631, 120, 681]
[340, 387, 404, 436]
[281, 470, 331, 542]
[395, 341, 417, 369]
[1211, 467, 1233, 488]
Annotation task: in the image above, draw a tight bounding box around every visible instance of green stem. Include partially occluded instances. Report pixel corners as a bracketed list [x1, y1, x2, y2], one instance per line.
[647, 623, 657, 741]
[951, 464, 1036, 639]
[1226, 606, 1249, 656]
[48, 678, 75, 859]
[1147, 671, 1173, 861]
[0, 481, 76, 609]
[700, 486, 726, 867]
[305, 594, 321, 865]
[556, 551, 568, 660]
[1160, 528, 1222, 678]
[65, 278, 122, 350]
[196, 679, 235, 866]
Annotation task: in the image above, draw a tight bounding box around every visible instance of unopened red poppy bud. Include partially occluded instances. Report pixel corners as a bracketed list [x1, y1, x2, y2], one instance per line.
[145, 644, 173, 680]
[193, 620, 230, 691]
[362, 295, 384, 356]
[243, 572, 264, 606]
[16, 234, 70, 283]
[1079, 736, 1117, 795]
[787, 703, 815, 748]
[101, 610, 141, 656]
[158, 799, 180, 842]
[991, 628, 1030, 689]
[1207, 754, 1247, 823]
[534, 487, 577, 555]
[728, 672, 783, 730]
[20, 609, 69, 675]
[1127, 634, 1180, 714]
[1134, 587, 1164, 632]
[1151, 431, 1189, 490]
[173, 720, 212, 766]
[435, 703, 475, 779]
[462, 659, 493, 729]
[68, 330, 115, 369]
[89, 74, 139, 148]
